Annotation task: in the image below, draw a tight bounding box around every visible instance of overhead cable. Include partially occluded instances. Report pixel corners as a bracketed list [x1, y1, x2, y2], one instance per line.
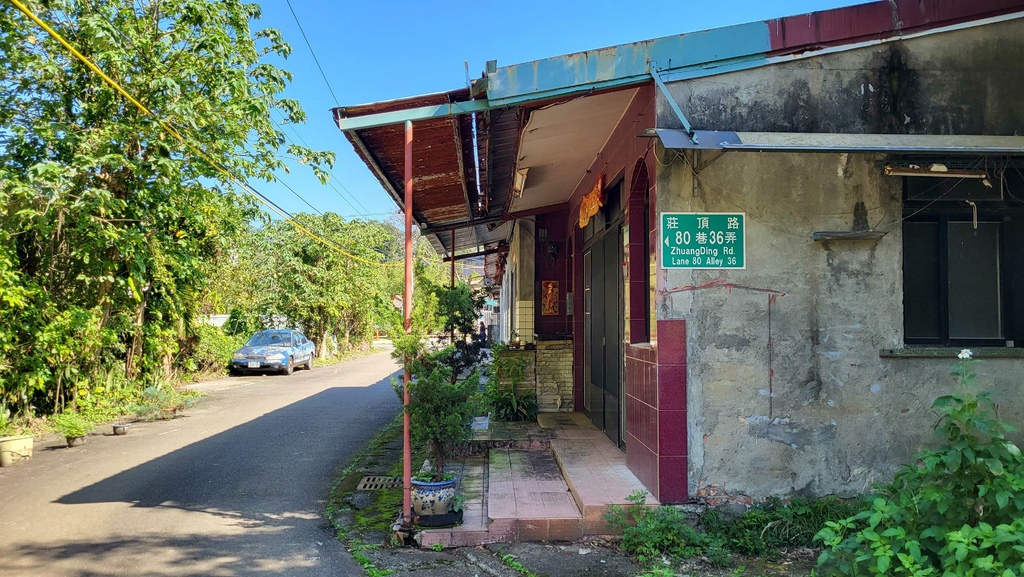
[9, 0, 403, 268]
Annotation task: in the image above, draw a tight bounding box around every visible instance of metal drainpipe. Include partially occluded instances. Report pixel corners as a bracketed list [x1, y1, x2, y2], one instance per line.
[403, 120, 413, 528]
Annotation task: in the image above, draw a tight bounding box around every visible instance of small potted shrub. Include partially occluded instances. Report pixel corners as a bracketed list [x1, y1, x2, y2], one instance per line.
[405, 359, 479, 518]
[484, 345, 538, 422]
[52, 412, 92, 447]
[507, 330, 521, 350]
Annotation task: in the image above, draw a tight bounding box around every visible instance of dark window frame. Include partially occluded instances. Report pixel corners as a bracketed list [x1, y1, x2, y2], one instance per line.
[902, 172, 1023, 348]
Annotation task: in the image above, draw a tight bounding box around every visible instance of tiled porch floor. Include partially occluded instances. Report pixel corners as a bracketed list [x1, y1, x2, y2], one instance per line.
[419, 412, 657, 547]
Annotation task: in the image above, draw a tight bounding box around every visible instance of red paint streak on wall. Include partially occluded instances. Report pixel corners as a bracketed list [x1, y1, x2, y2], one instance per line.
[663, 278, 787, 297]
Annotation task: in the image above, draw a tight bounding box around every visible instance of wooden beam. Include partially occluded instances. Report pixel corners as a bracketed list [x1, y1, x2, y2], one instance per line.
[442, 246, 507, 263]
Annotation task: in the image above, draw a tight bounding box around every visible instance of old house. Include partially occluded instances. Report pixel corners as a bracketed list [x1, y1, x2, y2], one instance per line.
[334, 0, 1024, 504]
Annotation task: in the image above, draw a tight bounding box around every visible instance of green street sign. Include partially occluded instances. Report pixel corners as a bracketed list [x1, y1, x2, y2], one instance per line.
[661, 212, 745, 269]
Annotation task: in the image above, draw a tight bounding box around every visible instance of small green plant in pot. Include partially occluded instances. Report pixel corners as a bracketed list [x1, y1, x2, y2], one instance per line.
[403, 357, 479, 517]
[484, 343, 537, 422]
[52, 412, 92, 447]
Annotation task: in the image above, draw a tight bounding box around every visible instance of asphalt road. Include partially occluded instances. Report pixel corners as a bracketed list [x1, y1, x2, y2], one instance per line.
[0, 349, 403, 577]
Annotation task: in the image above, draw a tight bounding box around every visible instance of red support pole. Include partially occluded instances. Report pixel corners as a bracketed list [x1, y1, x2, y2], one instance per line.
[402, 120, 414, 528]
[450, 230, 456, 288]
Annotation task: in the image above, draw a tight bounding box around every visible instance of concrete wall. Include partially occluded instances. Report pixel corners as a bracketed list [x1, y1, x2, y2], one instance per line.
[500, 218, 537, 344]
[656, 21, 1024, 500]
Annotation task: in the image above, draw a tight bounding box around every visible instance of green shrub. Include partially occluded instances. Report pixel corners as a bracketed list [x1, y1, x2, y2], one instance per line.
[182, 323, 242, 373]
[484, 345, 537, 422]
[404, 361, 479, 482]
[223, 307, 263, 337]
[131, 382, 201, 421]
[815, 351, 1024, 576]
[76, 364, 137, 422]
[605, 490, 708, 564]
[700, 496, 862, 558]
[52, 412, 92, 438]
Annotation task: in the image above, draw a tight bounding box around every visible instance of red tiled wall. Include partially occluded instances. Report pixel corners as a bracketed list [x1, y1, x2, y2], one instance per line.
[535, 209, 572, 336]
[656, 319, 688, 503]
[626, 344, 658, 494]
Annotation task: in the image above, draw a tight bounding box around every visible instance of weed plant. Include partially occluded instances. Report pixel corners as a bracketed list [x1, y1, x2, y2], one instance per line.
[607, 490, 861, 570]
[701, 496, 862, 558]
[483, 343, 538, 422]
[606, 491, 713, 565]
[815, 351, 1024, 576]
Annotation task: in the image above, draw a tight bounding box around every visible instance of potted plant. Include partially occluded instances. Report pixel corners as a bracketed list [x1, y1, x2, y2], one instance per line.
[484, 344, 538, 422]
[404, 358, 479, 518]
[0, 405, 34, 467]
[52, 412, 92, 447]
[508, 330, 521, 350]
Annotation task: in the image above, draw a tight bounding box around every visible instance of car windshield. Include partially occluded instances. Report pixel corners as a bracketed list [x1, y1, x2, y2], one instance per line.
[245, 332, 293, 347]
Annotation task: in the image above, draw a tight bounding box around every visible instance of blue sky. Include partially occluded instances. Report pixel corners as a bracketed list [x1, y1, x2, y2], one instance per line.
[254, 0, 873, 221]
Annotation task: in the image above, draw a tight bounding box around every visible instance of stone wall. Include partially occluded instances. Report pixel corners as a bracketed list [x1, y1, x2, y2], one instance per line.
[535, 340, 573, 412]
[498, 349, 536, 397]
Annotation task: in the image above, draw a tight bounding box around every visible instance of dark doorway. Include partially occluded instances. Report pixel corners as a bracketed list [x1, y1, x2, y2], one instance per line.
[582, 180, 625, 448]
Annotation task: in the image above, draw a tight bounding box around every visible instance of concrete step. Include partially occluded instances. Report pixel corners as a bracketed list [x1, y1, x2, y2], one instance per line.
[486, 447, 583, 542]
[540, 413, 659, 535]
[419, 412, 655, 547]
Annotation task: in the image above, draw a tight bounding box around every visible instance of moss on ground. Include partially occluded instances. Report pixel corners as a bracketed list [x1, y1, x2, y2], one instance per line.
[326, 412, 427, 546]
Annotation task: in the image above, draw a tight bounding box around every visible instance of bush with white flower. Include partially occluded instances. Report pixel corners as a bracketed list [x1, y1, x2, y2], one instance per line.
[816, 350, 1024, 576]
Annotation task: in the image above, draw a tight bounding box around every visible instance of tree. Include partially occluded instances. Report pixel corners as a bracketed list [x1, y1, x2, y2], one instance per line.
[0, 0, 331, 413]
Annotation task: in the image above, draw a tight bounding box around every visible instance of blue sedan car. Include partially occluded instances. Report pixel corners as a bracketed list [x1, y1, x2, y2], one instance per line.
[230, 329, 315, 375]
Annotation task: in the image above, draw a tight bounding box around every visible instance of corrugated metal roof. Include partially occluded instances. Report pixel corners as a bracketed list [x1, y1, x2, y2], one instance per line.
[331, 0, 1024, 255]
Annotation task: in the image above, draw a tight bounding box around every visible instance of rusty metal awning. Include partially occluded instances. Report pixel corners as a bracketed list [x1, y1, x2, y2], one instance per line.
[654, 129, 1024, 154]
[333, 89, 517, 256]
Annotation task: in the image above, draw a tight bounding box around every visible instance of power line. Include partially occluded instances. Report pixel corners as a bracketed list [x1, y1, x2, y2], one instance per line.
[9, 0, 403, 268]
[281, 1, 380, 218]
[285, 0, 341, 107]
[64, 2, 330, 222]
[272, 114, 367, 216]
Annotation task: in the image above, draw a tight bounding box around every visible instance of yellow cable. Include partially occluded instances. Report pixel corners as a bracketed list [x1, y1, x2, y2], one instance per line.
[9, 0, 404, 268]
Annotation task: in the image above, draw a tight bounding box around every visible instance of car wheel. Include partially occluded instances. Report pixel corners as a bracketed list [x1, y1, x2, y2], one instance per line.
[283, 357, 293, 376]
[304, 355, 313, 370]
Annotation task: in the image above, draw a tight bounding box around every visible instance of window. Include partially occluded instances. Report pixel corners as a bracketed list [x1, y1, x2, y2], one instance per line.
[902, 168, 1024, 347]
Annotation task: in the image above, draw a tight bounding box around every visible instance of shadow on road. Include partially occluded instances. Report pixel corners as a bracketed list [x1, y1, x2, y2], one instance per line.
[11, 373, 403, 576]
[6, 533, 332, 577]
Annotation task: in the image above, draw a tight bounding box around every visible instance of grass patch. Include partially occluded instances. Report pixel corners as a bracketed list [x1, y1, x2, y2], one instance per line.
[606, 490, 862, 572]
[326, 410, 427, 544]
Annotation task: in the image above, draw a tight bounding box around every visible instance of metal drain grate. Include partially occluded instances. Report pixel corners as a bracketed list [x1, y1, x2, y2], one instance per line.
[356, 476, 402, 491]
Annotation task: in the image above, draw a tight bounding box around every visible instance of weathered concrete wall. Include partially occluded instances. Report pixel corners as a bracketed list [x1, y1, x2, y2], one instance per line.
[656, 21, 1024, 500]
[664, 19, 1024, 135]
[535, 340, 574, 412]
